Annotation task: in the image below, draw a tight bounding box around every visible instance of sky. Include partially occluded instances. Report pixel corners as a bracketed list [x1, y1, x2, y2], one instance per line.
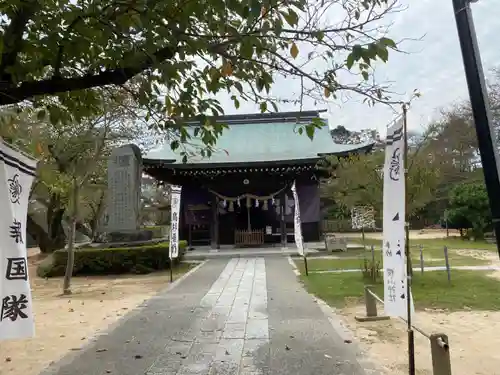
[216, 0, 499, 136]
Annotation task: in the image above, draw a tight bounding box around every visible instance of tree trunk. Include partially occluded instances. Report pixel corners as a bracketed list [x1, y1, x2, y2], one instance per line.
[46, 193, 67, 250]
[89, 190, 106, 240]
[63, 180, 79, 295]
[27, 215, 54, 253]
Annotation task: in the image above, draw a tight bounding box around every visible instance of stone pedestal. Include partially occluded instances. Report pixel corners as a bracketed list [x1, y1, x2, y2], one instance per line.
[108, 230, 153, 243]
[103, 144, 146, 243]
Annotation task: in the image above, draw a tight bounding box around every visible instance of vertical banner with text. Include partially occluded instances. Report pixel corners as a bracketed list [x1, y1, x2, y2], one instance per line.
[383, 119, 414, 319]
[0, 141, 38, 340]
[169, 186, 182, 259]
[291, 181, 305, 256]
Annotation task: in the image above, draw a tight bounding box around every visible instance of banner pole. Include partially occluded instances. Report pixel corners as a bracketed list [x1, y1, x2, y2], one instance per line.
[403, 103, 416, 375]
[170, 257, 173, 283]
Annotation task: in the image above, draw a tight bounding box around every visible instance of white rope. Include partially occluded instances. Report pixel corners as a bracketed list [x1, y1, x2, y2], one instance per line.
[207, 184, 290, 202]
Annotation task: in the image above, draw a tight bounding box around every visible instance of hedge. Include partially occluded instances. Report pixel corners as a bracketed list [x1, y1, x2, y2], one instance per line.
[37, 240, 187, 278]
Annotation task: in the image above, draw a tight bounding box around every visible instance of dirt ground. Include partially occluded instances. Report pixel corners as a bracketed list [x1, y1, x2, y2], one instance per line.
[340, 305, 500, 375]
[0, 256, 192, 375]
[339, 248, 500, 375]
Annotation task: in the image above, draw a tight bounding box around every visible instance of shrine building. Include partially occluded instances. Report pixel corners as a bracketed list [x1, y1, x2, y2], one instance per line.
[143, 110, 373, 248]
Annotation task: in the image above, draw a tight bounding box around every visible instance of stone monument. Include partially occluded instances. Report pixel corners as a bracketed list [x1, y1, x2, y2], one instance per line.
[104, 144, 152, 242]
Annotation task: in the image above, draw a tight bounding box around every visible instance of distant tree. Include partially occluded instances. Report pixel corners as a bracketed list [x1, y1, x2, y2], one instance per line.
[447, 181, 491, 240]
[321, 127, 439, 221]
[0, 90, 153, 253]
[330, 125, 381, 145]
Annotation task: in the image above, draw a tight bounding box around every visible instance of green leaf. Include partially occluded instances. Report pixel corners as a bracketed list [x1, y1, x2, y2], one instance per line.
[234, 81, 243, 94]
[37, 110, 46, 121]
[250, 0, 261, 19]
[170, 140, 180, 151]
[260, 102, 267, 113]
[240, 39, 254, 59]
[256, 78, 264, 92]
[283, 9, 299, 26]
[346, 54, 355, 69]
[377, 46, 389, 62]
[305, 124, 315, 140]
[380, 37, 397, 48]
[314, 30, 325, 41]
[232, 95, 240, 109]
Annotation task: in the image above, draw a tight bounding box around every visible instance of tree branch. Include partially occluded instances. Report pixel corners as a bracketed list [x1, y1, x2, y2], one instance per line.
[0, 44, 177, 105]
[0, 0, 39, 83]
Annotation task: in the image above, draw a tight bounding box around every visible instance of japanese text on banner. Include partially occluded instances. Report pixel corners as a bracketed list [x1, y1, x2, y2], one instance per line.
[0, 140, 38, 341]
[382, 119, 414, 319]
[169, 186, 182, 259]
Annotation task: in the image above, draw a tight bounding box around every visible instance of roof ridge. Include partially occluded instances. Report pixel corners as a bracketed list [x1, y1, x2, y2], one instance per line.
[184, 110, 327, 126]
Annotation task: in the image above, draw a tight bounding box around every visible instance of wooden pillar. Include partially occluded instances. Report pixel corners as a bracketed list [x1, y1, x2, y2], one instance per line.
[280, 190, 287, 248]
[211, 194, 219, 249]
[188, 223, 193, 249]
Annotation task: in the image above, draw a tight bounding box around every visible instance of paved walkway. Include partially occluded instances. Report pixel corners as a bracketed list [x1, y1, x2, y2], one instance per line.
[40, 258, 375, 375]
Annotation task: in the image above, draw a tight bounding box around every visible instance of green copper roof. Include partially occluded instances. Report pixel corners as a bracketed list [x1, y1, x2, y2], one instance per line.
[144, 114, 372, 167]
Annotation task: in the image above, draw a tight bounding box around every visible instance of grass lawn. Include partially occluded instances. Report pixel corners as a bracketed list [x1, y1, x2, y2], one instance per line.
[349, 236, 498, 252]
[303, 236, 498, 272]
[297, 244, 489, 273]
[301, 270, 500, 311]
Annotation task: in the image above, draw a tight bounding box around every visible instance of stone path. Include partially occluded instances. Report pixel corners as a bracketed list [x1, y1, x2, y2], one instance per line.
[41, 258, 374, 375]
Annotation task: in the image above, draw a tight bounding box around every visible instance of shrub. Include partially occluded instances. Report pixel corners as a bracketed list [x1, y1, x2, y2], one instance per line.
[38, 240, 187, 278]
[360, 257, 381, 282]
[36, 255, 56, 278]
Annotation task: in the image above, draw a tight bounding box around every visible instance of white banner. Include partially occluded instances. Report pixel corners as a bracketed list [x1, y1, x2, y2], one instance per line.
[169, 185, 182, 259]
[291, 181, 305, 256]
[382, 119, 414, 319]
[0, 140, 38, 340]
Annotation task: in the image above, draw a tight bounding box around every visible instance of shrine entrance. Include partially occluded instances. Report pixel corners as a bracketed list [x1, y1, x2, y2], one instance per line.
[211, 188, 289, 248]
[142, 110, 373, 250]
